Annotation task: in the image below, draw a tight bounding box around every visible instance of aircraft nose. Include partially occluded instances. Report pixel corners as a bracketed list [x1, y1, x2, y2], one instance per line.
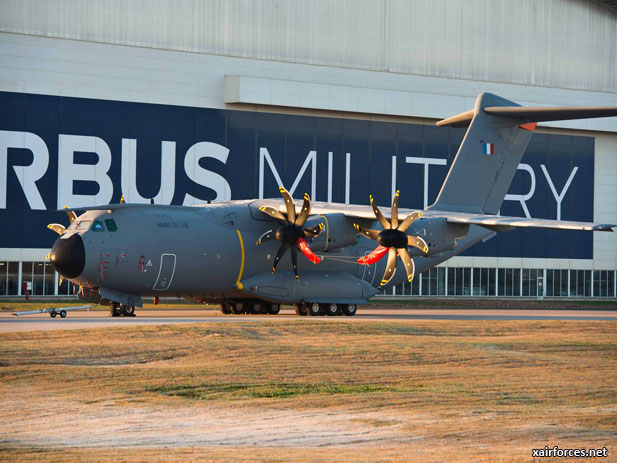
[50, 233, 86, 279]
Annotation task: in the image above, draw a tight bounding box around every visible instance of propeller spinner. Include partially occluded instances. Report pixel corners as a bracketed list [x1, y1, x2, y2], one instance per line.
[257, 187, 324, 280]
[355, 191, 428, 287]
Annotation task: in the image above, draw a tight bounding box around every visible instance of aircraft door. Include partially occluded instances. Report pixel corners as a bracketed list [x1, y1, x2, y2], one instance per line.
[153, 254, 176, 291]
[358, 250, 378, 286]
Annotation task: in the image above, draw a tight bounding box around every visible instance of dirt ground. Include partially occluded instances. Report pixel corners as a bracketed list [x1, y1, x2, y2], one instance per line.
[1, 320, 615, 462]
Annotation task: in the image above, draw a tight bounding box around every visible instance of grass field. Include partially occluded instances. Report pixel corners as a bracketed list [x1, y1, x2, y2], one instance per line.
[1, 320, 615, 462]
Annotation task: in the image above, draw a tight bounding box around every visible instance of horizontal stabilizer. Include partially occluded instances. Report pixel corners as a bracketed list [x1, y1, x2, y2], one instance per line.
[446, 214, 615, 232]
[436, 105, 617, 128]
[435, 110, 475, 128]
[484, 106, 617, 123]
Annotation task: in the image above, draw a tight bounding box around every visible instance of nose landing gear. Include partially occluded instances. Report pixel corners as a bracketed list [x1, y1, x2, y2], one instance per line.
[110, 302, 136, 317]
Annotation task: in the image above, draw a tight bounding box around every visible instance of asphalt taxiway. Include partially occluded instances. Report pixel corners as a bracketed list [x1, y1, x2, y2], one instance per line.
[1, 307, 616, 332]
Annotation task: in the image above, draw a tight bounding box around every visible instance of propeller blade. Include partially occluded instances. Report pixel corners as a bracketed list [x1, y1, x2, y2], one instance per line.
[379, 247, 398, 287]
[357, 245, 389, 265]
[295, 193, 311, 227]
[279, 187, 296, 224]
[272, 243, 290, 274]
[391, 190, 400, 229]
[354, 224, 379, 240]
[398, 211, 422, 232]
[303, 223, 324, 239]
[370, 195, 391, 230]
[259, 206, 288, 224]
[397, 248, 415, 282]
[47, 223, 66, 235]
[296, 237, 321, 264]
[63, 206, 77, 224]
[407, 235, 429, 253]
[290, 245, 299, 281]
[256, 229, 276, 245]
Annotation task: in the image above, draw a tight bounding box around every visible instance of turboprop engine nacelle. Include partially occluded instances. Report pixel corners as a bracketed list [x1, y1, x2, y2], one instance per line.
[305, 213, 358, 252]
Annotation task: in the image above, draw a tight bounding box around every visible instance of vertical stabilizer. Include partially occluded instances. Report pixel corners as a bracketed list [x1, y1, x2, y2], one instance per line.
[429, 93, 533, 214]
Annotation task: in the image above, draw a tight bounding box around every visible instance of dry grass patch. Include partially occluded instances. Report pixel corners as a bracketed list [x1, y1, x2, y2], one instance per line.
[1, 320, 615, 462]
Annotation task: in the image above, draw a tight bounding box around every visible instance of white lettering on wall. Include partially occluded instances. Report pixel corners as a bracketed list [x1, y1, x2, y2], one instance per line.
[404, 156, 448, 209]
[259, 147, 316, 199]
[0, 130, 49, 210]
[183, 142, 231, 205]
[391, 156, 397, 202]
[121, 139, 176, 204]
[57, 135, 113, 208]
[503, 163, 536, 218]
[327, 151, 333, 202]
[541, 165, 578, 220]
[345, 152, 351, 204]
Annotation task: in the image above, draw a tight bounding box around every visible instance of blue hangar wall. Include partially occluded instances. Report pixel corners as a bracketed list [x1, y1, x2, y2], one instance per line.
[0, 92, 594, 258]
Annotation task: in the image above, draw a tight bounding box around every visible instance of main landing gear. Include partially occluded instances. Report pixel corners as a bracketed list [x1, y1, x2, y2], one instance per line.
[220, 301, 281, 315]
[110, 302, 136, 317]
[218, 302, 356, 316]
[296, 303, 357, 317]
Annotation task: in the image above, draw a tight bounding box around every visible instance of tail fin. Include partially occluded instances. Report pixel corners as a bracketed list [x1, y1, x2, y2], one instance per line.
[429, 93, 617, 214]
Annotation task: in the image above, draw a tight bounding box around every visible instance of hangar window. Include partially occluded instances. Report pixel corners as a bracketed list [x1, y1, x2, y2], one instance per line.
[92, 220, 105, 232]
[105, 219, 118, 232]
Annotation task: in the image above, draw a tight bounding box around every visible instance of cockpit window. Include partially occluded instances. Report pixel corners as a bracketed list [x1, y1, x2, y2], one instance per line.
[75, 220, 92, 230]
[105, 219, 118, 232]
[92, 220, 105, 232]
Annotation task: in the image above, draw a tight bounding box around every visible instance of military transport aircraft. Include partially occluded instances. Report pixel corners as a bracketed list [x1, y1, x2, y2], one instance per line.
[46, 93, 617, 317]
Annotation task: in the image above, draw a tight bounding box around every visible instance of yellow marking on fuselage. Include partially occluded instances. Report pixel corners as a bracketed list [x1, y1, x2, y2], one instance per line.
[236, 229, 245, 290]
[319, 214, 330, 251]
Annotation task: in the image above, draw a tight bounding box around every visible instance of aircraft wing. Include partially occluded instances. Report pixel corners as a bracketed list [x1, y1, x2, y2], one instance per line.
[444, 213, 615, 232]
[253, 200, 616, 232]
[253, 199, 378, 220]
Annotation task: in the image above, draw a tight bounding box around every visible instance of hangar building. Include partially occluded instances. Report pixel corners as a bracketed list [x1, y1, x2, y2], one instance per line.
[0, 0, 616, 299]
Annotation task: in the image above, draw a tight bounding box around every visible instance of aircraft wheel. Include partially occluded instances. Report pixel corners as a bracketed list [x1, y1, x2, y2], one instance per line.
[268, 304, 281, 315]
[343, 304, 357, 316]
[110, 302, 122, 317]
[308, 303, 322, 316]
[295, 304, 308, 316]
[50, 311, 57, 318]
[231, 303, 245, 315]
[220, 303, 232, 314]
[59, 310, 67, 318]
[122, 305, 135, 316]
[325, 303, 339, 316]
[249, 303, 262, 315]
